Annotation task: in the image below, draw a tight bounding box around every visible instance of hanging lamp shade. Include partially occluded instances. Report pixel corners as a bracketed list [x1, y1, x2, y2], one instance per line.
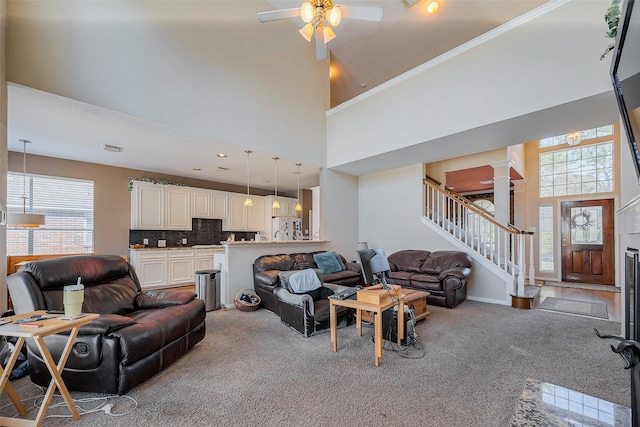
[244, 150, 253, 207]
[8, 139, 45, 228]
[294, 163, 303, 212]
[272, 157, 280, 209]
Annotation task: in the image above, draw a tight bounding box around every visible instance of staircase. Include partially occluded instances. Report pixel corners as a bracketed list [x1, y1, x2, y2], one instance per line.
[423, 179, 540, 308]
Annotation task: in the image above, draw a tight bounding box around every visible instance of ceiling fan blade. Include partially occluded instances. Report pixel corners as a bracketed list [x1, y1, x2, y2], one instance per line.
[257, 8, 301, 23]
[315, 27, 327, 60]
[336, 5, 383, 21]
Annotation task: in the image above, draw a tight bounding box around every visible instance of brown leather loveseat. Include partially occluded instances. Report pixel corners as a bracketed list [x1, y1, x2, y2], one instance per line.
[7, 255, 206, 395]
[385, 250, 472, 308]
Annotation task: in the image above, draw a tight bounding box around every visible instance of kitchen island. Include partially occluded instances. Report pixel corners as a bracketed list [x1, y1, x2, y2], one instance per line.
[220, 240, 331, 308]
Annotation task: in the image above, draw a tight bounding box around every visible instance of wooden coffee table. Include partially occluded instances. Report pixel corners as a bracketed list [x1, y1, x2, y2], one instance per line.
[361, 289, 430, 323]
[401, 289, 431, 321]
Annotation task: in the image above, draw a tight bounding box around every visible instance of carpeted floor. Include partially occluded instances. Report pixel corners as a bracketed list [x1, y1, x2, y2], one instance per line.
[539, 297, 609, 319]
[0, 301, 631, 426]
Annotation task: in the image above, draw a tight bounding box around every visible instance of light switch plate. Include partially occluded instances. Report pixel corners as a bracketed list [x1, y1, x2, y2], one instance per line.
[158, 240, 166, 248]
[182, 238, 187, 244]
[143, 238, 149, 245]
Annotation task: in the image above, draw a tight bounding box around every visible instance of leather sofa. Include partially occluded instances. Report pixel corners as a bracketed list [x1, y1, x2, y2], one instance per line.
[7, 255, 206, 395]
[253, 251, 363, 314]
[385, 250, 472, 308]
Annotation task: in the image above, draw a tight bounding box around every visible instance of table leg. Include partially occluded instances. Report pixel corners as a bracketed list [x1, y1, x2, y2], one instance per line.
[397, 299, 405, 347]
[374, 309, 382, 367]
[330, 301, 338, 352]
[31, 327, 82, 425]
[356, 309, 362, 337]
[0, 337, 27, 416]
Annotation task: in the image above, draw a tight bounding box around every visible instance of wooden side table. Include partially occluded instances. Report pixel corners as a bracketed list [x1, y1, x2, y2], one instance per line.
[329, 292, 404, 367]
[0, 311, 99, 427]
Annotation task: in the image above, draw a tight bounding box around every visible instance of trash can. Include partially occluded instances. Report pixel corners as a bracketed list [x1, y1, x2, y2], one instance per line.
[195, 269, 221, 312]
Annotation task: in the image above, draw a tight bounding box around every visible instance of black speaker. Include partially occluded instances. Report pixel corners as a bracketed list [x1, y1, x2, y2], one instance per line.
[381, 306, 416, 345]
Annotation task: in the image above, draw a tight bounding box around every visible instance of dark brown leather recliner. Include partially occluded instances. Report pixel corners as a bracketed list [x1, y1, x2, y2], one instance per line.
[7, 255, 206, 395]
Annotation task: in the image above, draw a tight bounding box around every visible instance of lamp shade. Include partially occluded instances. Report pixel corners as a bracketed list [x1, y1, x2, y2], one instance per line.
[7, 212, 45, 228]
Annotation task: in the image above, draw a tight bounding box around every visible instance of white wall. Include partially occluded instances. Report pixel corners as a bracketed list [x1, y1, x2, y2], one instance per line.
[6, 1, 328, 167]
[358, 163, 511, 305]
[327, 0, 613, 171]
[319, 168, 359, 258]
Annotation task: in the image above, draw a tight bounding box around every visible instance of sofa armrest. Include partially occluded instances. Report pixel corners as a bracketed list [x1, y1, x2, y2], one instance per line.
[254, 270, 280, 289]
[78, 314, 136, 335]
[344, 262, 361, 274]
[135, 289, 196, 309]
[275, 287, 314, 316]
[322, 283, 349, 294]
[438, 267, 471, 283]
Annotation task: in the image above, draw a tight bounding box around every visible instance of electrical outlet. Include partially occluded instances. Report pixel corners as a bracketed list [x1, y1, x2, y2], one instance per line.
[158, 240, 166, 248]
[143, 238, 149, 245]
[182, 238, 187, 244]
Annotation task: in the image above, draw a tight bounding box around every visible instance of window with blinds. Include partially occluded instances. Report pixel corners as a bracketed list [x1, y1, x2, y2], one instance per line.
[6, 173, 94, 255]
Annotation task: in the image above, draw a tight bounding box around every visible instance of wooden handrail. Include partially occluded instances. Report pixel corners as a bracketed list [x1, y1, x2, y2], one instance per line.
[423, 179, 533, 235]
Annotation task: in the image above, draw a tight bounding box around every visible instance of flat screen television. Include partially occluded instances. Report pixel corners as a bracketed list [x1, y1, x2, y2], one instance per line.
[611, 0, 640, 182]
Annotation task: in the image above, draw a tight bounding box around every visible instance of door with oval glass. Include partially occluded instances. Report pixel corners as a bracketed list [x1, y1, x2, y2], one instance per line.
[560, 199, 614, 285]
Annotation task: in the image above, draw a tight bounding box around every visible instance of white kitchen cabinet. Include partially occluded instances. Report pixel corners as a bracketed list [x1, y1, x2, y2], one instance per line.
[191, 189, 212, 218]
[211, 192, 229, 218]
[248, 197, 265, 231]
[168, 250, 194, 285]
[264, 196, 299, 218]
[131, 181, 191, 230]
[191, 189, 228, 219]
[131, 181, 165, 229]
[195, 249, 215, 271]
[130, 250, 168, 289]
[166, 186, 191, 230]
[226, 194, 265, 232]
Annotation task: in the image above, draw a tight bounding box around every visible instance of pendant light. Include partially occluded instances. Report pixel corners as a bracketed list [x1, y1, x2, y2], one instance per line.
[8, 139, 46, 228]
[244, 150, 253, 207]
[294, 163, 302, 212]
[272, 157, 281, 209]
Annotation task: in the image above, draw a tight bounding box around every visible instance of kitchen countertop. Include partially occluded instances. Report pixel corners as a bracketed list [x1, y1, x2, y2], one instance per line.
[222, 240, 328, 245]
[129, 245, 224, 251]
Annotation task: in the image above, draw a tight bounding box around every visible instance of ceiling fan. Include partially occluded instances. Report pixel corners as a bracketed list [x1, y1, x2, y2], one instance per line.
[257, 1, 383, 60]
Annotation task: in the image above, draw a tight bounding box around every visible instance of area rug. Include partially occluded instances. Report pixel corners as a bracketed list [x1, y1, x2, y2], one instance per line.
[538, 297, 608, 319]
[543, 281, 620, 293]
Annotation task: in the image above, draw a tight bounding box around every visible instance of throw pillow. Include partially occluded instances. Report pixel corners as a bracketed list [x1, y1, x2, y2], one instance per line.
[278, 270, 300, 293]
[288, 269, 322, 294]
[313, 252, 344, 274]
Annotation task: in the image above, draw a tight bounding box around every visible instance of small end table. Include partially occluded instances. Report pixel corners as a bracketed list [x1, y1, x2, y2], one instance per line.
[0, 310, 99, 427]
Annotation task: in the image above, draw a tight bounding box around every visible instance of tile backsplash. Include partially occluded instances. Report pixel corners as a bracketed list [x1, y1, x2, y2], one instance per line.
[129, 218, 258, 247]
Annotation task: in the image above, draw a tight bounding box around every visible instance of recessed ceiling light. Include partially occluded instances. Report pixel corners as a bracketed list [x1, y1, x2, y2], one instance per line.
[214, 166, 229, 172]
[426, 1, 440, 14]
[360, 83, 367, 88]
[217, 153, 227, 158]
[262, 180, 270, 183]
[103, 144, 123, 152]
[192, 167, 202, 171]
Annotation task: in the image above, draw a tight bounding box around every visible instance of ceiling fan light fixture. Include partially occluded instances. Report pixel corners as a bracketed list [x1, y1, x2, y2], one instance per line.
[322, 26, 336, 44]
[300, 1, 314, 23]
[328, 6, 341, 26]
[426, 1, 440, 14]
[299, 23, 314, 42]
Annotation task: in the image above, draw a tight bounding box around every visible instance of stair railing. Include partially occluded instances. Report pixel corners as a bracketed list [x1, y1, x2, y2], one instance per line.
[423, 179, 535, 294]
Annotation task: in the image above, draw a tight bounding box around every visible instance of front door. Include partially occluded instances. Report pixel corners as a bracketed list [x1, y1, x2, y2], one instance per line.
[561, 199, 614, 285]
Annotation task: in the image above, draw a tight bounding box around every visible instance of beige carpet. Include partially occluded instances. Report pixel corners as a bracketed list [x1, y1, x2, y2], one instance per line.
[543, 281, 620, 293]
[0, 301, 629, 426]
[539, 297, 609, 319]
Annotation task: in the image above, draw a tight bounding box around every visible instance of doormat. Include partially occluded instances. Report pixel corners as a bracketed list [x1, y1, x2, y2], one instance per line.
[543, 281, 620, 293]
[538, 297, 608, 319]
